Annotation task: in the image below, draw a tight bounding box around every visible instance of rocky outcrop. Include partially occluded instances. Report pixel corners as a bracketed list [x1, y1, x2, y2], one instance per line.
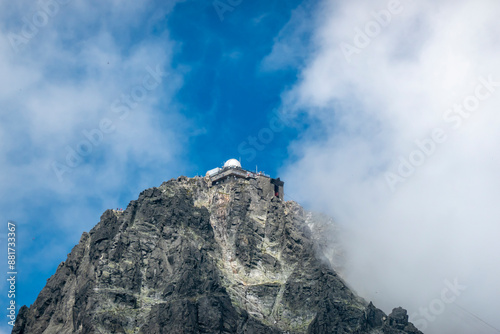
[13, 176, 423, 333]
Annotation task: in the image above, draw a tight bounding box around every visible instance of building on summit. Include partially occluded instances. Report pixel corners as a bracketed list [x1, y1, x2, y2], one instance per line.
[206, 158, 284, 200]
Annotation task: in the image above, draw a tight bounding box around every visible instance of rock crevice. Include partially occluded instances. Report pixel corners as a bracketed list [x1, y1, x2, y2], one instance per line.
[13, 176, 422, 334]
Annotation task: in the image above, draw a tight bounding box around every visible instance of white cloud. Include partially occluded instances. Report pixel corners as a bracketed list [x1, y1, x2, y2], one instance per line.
[0, 0, 185, 193]
[274, 0, 500, 332]
[260, 1, 316, 72]
[0, 0, 189, 309]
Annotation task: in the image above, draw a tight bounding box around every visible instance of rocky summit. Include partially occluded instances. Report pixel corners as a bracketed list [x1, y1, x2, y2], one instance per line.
[13, 175, 423, 333]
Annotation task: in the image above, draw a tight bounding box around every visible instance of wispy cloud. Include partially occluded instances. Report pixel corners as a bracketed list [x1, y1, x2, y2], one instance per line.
[0, 2, 189, 328]
[272, 0, 500, 332]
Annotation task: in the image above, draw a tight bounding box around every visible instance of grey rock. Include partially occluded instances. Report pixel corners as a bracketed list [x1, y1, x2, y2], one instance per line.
[12, 176, 423, 333]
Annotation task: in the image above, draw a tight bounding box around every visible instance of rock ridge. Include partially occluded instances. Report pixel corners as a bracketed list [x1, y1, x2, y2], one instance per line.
[13, 176, 423, 334]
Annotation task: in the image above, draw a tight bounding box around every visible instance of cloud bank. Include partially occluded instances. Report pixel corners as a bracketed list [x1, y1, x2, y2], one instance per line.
[274, 0, 500, 332]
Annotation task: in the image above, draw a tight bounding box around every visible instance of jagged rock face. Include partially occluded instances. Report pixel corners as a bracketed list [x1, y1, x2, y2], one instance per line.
[13, 176, 423, 334]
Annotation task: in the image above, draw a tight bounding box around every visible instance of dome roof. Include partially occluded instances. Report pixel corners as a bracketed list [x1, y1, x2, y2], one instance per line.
[224, 158, 241, 168]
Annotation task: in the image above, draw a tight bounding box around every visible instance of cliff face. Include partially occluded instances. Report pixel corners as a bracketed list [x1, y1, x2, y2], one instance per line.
[13, 176, 423, 334]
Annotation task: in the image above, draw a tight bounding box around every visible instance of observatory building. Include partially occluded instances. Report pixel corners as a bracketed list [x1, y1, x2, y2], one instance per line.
[206, 159, 284, 200]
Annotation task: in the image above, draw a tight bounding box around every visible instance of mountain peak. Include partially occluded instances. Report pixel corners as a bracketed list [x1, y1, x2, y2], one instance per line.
[13, 175, 422, 333]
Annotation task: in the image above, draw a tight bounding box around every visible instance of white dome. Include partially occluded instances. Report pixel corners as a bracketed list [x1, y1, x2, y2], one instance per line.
[224, 158, 241, 168]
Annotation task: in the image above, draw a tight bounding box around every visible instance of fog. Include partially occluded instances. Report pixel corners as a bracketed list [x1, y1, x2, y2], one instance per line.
[274, 0, 500, 332]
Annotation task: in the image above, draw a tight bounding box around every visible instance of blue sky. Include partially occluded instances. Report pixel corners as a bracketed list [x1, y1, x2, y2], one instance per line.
[2, 1, 500, 333]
